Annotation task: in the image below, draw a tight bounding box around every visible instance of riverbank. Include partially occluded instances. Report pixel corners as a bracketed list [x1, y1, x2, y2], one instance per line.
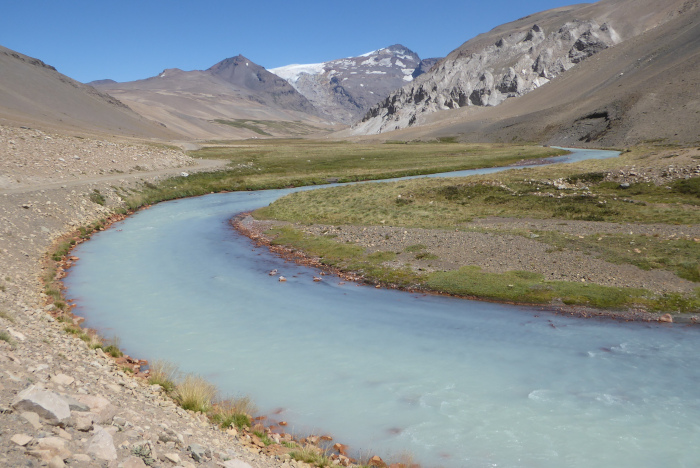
[0, 125, 325, 468]
[233, 214, 700, 323]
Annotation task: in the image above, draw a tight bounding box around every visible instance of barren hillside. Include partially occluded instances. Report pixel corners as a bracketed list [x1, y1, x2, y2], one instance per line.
[92, 56, 339, 140]
[0, 46, 181, 140]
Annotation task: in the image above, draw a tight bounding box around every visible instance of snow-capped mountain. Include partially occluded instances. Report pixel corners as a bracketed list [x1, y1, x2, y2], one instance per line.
[271, 45, 439, 124]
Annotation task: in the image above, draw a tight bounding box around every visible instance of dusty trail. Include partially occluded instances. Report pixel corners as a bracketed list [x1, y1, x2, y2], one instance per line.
[1, 157, 226, 195]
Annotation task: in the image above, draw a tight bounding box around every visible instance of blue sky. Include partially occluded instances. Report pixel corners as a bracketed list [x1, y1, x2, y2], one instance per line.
[1, 0, 581, 83]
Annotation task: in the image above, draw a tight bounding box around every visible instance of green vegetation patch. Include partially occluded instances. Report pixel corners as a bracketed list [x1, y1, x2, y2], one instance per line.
[124, 142, 566, 210]
[258, 175, 700, 228]
[531, 231, 700, 282]
[0, 330, 16, 347]
[89, 189, 106, 205]
[427, 266, 646, 309]
[213, 119, 329, 137]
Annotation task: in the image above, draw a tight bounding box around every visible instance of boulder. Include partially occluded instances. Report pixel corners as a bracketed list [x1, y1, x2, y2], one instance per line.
[12, 385, 71, 425]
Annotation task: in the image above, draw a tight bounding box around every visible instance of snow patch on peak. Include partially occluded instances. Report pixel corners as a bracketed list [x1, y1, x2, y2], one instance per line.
[359, 49, 379, 57]
[270, 62, 326, 83]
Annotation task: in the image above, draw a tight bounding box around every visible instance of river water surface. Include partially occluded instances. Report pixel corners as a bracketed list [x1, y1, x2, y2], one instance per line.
[65, 149, 700, 468]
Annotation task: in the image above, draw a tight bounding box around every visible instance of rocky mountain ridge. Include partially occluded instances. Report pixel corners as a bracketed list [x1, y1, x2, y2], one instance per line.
[353, 0, 697, 135]
[93, 54, 317, 117]
[270, 45, 439, 124]
[90, 55, 335, 139]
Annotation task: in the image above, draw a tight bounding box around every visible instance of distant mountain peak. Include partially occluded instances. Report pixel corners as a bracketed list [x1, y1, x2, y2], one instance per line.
[269, 45, 440, 124]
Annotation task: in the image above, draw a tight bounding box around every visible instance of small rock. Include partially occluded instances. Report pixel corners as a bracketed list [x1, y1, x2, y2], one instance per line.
[48, 455, 66, 468]
[222, 460, 254, 468]
[189, 443, 208, 462]
[72, 412, 95, 432]
[368, 455, 386, 468]
[106, 383, 122, 393]
[86, 426, 117, 461]
[122, 456, 148, 468]
[35, 436, 72, 461]
[55, 428, 72, 440]
[659, 313, 673, 323]
[51, 374, 75, 386]
[10, 433, 33, 446]
[164, 452, 182, 464]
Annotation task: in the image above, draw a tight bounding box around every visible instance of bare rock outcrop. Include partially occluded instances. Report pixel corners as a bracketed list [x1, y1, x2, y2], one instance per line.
[355, 20, 619, 134]
[351, 0, 698, 136]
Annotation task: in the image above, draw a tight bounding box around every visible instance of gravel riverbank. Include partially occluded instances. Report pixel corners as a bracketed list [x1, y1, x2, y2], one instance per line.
[235, 214, 700, 323]
[0, 125, 318, 468]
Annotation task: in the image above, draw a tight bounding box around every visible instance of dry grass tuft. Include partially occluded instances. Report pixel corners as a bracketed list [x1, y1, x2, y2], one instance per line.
[174, 374, 217, 413]
[148, 359, 180, 393]
[209, 396, 257, 429]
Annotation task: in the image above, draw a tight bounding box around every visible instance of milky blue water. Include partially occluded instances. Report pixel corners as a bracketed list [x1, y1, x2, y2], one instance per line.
[64, 149, 700, 468]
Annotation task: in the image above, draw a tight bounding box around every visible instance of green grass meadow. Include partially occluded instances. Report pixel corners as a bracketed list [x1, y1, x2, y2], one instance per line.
[124, 140, 566, 209]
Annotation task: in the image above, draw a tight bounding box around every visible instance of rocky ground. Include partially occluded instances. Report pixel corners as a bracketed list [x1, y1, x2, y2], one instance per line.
[0, 125, 327, 468]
